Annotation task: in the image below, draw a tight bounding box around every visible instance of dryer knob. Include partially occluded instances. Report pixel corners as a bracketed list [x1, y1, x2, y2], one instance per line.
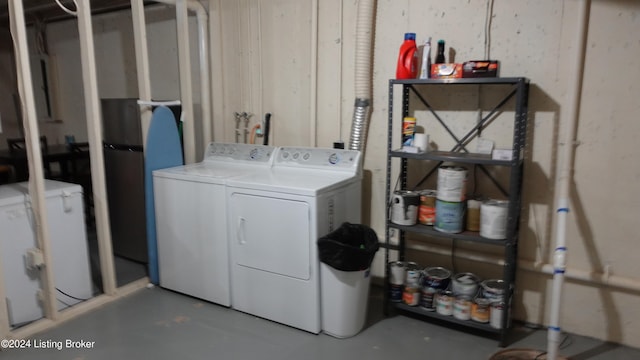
[329, 153, 340, 165]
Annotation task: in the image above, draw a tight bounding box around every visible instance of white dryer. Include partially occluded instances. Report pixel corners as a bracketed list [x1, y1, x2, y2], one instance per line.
[153, 143, 275, 306]
[226, 147, 362, 333]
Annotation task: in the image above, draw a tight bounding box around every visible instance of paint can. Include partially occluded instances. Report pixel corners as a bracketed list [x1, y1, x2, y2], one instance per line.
[437, 165, 468, 202]
[388, 261, 406, 285]
[402, 285, 421, 306]
[404, 262, 421, 286]
[418, 190, 437, 225]
[419, 287, 438, 311]
[422, 266, 451, 290]
[402, 117, 417, 146]
[481, 279, 505, 302]
[466, 199, 482, 232]
[480, 199, 509, 239]
[471, 297, 491, 323]
[391, 191, 420, 226]
[490, 301, 505, 329]
[436, 290, 454, 316]
[453, 295, 472, 321]
[434, 199, 464, 234]
[451, 272, 480, 297]
[388, 261, 405, 302]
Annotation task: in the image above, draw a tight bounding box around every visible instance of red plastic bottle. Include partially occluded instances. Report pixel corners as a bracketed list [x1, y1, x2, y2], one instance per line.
[396, 33, 418, 79]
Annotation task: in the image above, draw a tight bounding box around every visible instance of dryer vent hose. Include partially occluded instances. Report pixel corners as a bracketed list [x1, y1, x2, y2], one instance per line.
[348, 0, 375, 153]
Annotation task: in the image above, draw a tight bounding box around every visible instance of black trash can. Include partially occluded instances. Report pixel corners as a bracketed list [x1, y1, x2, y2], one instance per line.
[317, 222, 379, 338]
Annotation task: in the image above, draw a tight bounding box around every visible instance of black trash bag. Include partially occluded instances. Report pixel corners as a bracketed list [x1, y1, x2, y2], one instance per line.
[317, 222, 379, 271]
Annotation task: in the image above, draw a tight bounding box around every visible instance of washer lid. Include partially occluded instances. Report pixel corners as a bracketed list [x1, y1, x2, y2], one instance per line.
[152, 162, 269, 184]
[226, 167, 361, 196]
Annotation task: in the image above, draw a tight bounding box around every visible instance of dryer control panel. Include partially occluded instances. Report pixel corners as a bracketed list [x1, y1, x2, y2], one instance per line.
[275, 147, 361, 173]
[203, 142, 275, 164]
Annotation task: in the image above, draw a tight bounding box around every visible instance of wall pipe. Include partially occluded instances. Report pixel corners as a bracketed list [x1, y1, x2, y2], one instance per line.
[547, 1, 590, 359]
[175, 0, 195, 163]
[405, 242, 640, 294]
[309, 0, 318, 146]
[348, 0, 375, 152]
[154, 0, 212, 161]
[131, 1, 153, 147]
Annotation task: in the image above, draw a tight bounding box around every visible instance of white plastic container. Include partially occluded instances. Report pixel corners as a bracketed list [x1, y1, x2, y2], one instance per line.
[320, 263, 371, 338]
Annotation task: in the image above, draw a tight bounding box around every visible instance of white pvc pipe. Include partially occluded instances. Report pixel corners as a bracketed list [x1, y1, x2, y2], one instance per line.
[176, 0, 195, 164]
[547, 1, 590, 359]
[137, 100, 182, 107]
[155, 0, 211, 161]
[310, 0, 318, 146]
[7, 0, 59, 321]
[76, 1, 118, 295]
[131, 1, 153, 148]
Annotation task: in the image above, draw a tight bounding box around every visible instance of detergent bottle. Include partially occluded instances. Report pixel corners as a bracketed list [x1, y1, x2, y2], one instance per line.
[396, 33, 418, 79]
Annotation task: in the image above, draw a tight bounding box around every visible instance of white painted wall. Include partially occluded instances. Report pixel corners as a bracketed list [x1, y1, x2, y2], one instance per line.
[2, 0, 639, 349]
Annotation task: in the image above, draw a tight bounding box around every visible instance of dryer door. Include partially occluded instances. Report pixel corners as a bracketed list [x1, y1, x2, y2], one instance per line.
[230, 193, 311, 280]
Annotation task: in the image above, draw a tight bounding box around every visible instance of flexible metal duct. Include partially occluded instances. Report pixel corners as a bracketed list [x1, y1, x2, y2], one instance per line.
[348, 0, 376, 152]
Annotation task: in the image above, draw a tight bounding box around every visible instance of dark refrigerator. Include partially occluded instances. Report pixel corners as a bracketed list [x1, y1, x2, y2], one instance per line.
[101, 98, 148, 263]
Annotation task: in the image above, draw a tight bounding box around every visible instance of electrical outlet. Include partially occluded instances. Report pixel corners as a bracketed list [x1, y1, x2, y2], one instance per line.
[26, 248, 44, 270]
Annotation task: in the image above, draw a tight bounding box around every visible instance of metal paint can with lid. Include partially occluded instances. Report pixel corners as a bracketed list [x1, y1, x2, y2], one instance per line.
[481, 279, 505, 302]
[420, 287, 438, 311]
[422, 266, 452, 290]
[453, 295, 472, 320]
[418, 190, 437, 225]
[434, 199, 465, 234]
[480, 199, 509, 239]
[388, 261, 405, 302]
[436, 290, 454, 316]
[451, 272, 480, 297]
[466, 199, 482, 231]
[391, 191, 420, 226]
[490, 301, 506, 329]
[402, 285, 421, 306]
[404, 262, 421, 286]
[471, 297, 491, 323]
[437, 165, 468, 202]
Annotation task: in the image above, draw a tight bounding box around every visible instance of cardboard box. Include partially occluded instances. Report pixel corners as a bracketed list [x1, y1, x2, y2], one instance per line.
[462, 60, 499, 78]
[430, 63, 462, 79]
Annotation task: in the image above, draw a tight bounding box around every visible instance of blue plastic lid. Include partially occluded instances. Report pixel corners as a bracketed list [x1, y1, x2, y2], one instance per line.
[404, 33, 416, 40]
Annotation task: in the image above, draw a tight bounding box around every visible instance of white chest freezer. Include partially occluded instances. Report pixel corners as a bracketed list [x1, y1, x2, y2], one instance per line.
[0, 180, 93, 326]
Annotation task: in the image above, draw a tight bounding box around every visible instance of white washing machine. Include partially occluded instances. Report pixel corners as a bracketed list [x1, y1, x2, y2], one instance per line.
[226, 146, 362, 333]
[153, 143, 275, 306]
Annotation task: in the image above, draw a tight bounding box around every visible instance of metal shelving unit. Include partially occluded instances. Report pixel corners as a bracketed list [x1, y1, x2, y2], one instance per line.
[383, 77, 530, 346]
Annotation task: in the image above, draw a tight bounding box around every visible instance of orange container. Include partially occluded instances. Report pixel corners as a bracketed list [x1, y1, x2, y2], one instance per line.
[396, 33, 418, 79]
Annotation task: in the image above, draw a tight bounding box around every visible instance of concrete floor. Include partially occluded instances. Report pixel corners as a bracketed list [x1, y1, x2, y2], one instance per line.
[2, 286, 639, 360]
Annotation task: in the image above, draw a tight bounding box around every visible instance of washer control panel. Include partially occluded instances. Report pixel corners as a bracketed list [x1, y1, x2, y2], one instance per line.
[203, 143, 275, 163]
[276, 147, 361, 171]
